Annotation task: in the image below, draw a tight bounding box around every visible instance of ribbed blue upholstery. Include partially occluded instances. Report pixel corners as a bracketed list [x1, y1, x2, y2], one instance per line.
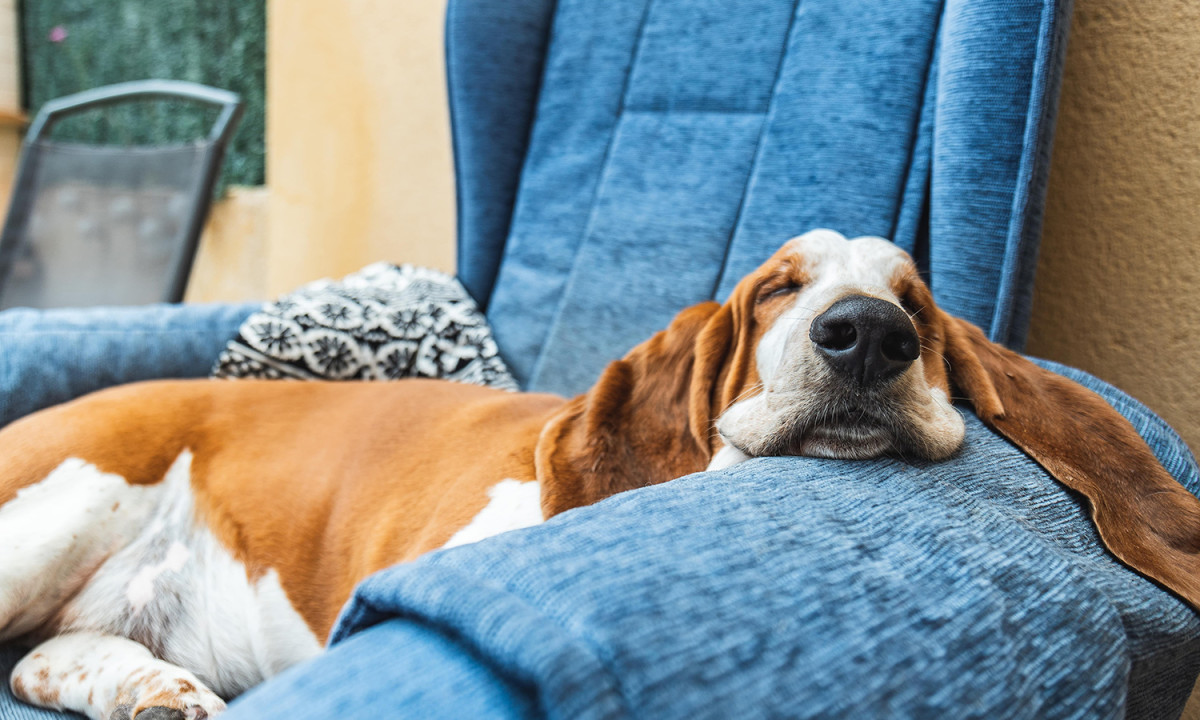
[465, 0, 1067, 394]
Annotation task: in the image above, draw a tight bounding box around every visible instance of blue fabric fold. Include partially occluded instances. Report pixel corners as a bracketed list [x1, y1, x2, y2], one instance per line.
[446, 0, 558, 309]
[228, 618, 537, 720]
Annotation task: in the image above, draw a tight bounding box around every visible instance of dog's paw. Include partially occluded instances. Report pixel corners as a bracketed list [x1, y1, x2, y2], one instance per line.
[133, 705, 219, 720]
[109, 706, 133, 720]
[112, 702, 220, 720]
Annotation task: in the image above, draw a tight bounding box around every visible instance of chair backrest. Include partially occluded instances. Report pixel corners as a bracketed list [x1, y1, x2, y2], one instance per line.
[0, 80, 242, 310]
[448, 0, 1070, 396]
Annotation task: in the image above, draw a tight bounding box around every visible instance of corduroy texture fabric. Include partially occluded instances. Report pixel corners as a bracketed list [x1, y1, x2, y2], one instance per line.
[220, 368, 1200, 720]
[473, 0, 1069, 394]
[0, 302, 256, 428]
[446, 0, 558, 309]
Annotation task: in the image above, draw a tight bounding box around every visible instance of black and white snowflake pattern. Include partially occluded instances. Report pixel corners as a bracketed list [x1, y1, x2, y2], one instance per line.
[212, 263, 518, 390]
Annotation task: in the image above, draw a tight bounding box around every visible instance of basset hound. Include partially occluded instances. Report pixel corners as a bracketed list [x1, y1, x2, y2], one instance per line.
[2, 229, 1198, 720]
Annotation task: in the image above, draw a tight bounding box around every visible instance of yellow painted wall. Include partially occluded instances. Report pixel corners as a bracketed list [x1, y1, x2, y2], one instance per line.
[1028, 0, 1200, 454]
[264, 0, 456, 296]
[184, 187, 270, 303]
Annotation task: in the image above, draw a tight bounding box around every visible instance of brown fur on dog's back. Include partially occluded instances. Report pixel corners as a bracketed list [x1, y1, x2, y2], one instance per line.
[0, 379, 565, 638]
[0, 381, 205, 505]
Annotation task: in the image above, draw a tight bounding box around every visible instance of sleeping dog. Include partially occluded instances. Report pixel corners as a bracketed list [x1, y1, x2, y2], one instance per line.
[2, 229, 1198, 719]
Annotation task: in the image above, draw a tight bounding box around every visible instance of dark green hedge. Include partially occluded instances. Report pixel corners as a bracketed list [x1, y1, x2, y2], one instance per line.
[20, 1, 266, 188]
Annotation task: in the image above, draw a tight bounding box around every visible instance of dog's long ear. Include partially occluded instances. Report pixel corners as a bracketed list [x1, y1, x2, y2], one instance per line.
[687, 275, 763, 454]
[941, 311, 1200, 610]
[535, 294, 760, 518]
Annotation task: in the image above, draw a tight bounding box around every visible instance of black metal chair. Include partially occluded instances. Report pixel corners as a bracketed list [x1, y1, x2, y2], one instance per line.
[0, 80, 242, 309]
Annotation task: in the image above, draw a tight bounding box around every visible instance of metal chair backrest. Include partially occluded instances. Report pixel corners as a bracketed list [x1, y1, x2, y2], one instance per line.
[0, 80, 242, 309]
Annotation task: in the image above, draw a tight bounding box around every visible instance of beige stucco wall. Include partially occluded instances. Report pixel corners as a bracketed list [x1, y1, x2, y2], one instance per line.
[264, 0, 456, 296]
[184, 187, 270, 303]
[187, 0, 459, 304]
[188, 0, 458, 304]
[1029, 0, 1200, 454]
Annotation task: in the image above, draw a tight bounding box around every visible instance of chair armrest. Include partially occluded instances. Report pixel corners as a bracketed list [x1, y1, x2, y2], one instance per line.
[0, 302, 255, 427]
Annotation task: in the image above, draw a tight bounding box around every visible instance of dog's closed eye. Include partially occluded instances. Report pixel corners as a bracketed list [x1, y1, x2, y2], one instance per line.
[757, 280, 802, 303]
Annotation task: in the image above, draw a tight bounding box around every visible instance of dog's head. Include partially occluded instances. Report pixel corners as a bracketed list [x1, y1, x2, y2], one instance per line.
[713, 229, 963, 462]
[538, 228, 1200, 611]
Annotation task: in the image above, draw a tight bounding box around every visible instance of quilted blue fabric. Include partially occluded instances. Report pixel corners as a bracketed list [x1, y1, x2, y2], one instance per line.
[223, 366, 1200, 720]
[476, 0, 1069, 394]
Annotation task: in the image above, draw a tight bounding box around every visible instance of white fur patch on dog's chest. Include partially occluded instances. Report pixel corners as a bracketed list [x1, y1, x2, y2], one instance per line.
[442, 479, 544, 549]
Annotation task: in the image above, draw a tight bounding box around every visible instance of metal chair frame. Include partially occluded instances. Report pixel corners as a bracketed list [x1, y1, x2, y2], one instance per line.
[0, 79, 243, 305]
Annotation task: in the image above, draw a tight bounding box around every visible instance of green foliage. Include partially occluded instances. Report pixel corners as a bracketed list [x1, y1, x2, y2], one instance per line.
[20, 0, 266, 188]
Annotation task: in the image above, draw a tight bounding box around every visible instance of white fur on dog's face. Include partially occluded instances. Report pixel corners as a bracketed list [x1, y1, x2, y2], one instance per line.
[715, 229, 965, 462]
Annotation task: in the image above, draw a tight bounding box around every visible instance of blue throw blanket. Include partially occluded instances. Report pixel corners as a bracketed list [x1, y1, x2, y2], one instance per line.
[224, 362, 1200, 720]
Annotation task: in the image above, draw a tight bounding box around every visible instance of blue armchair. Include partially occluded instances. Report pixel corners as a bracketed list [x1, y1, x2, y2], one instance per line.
[3, 0, 1198, 718]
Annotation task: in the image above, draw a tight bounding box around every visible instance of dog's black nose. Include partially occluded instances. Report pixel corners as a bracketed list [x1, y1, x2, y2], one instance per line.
[809, 295, 920, 386]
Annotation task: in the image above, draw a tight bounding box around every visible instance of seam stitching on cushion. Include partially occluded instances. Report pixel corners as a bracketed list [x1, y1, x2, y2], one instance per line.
[710, 0, 803, 299]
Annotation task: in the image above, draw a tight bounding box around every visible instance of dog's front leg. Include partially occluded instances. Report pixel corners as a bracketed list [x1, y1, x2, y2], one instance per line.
[11, 632, 226, 720]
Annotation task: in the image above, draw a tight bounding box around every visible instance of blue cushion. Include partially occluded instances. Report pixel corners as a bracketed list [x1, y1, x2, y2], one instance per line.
[0, 303, 256, 428]
[471, 0, 1067, 394]
[223, 368, 1197, 720]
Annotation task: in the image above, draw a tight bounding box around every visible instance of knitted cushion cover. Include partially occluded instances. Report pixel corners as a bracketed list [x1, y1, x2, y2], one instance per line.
[211, 263, 517, 390]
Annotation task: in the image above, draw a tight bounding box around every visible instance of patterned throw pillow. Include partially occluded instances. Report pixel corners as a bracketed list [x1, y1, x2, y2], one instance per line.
[212, 263, 518, 390]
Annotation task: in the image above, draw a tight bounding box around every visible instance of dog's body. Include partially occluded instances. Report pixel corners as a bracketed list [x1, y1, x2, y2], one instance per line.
[3, 230, 1199, 720]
